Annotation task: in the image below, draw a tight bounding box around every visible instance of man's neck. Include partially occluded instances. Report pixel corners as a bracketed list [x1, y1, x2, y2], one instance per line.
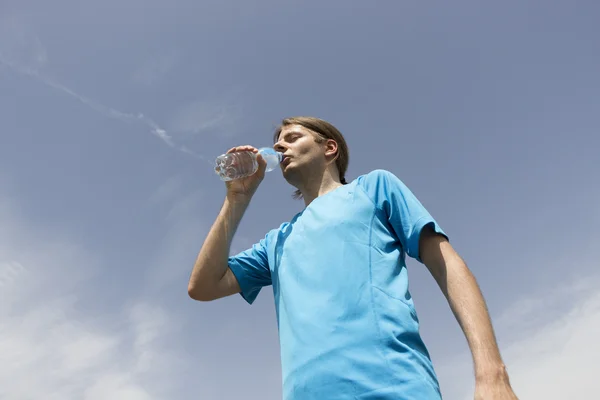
[300, 171, 344, 207]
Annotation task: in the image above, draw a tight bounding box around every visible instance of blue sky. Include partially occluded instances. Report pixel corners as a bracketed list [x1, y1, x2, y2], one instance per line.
[1, 1, 599, 399]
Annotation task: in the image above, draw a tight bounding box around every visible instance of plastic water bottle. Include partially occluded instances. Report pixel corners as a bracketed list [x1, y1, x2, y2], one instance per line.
[215, 147, 283, 181]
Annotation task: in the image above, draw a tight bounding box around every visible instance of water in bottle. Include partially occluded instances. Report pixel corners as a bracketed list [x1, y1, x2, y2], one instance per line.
[215, 147, 283, 181]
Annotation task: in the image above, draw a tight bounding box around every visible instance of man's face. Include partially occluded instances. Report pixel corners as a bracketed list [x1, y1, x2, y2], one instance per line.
[274, 124, 327, 179]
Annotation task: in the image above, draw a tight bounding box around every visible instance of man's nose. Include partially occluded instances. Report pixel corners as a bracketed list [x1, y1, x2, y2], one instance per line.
[274, 141, 287, 153]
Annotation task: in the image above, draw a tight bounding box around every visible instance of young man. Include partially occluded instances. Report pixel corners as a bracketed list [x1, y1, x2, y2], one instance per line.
[188, 117, 518, 399]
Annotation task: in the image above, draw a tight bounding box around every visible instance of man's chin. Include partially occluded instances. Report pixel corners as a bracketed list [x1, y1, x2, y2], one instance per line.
[280, 163, 294, 174]
[281, 167, 300, 184]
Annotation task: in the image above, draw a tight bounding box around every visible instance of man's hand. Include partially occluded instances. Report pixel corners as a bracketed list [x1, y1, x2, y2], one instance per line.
[223, 145, 267, 202]
[475, 379, 519, 399]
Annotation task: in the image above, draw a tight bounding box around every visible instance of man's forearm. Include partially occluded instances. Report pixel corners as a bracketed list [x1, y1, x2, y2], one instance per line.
[188, 197, 250, 297]
[441, 254, 508, 381]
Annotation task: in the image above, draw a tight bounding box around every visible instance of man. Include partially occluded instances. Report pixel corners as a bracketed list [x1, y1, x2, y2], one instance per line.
[188, 117, 518, 399]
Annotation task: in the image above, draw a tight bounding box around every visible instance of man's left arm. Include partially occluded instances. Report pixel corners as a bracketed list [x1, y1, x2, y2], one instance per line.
[419, 225, 519, 400]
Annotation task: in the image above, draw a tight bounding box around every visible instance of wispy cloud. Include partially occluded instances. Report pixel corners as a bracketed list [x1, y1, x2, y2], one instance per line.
[0, 15, 47, 71]
[132, 52, 178, 87]
[169, 92, 244, 139]
[0, 17, 213, 166]
[0, 189, 187, 399]
[141, 180, 208, 292]
[0, 296, 177, 399]
[0, 261, 26, 288]
[0, 55, 176, 147]
[437, 270, 600, 399]
[144, 173, 187, 211]
[504, 284, 600, 399]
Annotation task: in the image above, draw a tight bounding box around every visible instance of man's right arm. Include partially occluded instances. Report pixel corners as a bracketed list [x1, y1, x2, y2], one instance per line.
[187, 145, 267, 301]
[187, 196, 250, 301]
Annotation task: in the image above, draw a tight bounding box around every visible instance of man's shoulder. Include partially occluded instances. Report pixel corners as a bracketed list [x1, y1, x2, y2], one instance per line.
[354, 169, 400, 186]
[352, 169, 411, 206]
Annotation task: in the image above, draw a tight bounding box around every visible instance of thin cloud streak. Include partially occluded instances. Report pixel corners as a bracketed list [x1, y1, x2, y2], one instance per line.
[0, 56, 170, 143]
[0, 55, 213, 165]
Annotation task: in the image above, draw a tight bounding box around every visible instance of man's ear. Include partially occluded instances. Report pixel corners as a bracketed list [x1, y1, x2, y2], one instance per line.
[324, 139, 339, 160]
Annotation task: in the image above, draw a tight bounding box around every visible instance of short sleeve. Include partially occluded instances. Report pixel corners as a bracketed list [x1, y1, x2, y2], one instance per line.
[358, 169, 447, 262]
[228, 232, 273, 304]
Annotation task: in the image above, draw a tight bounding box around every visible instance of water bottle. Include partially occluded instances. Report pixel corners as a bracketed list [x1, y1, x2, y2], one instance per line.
[215, 147, 283, 181]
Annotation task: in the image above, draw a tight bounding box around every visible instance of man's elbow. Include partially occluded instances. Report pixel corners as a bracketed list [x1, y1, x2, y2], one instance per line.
[187, 284, 216, 302]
